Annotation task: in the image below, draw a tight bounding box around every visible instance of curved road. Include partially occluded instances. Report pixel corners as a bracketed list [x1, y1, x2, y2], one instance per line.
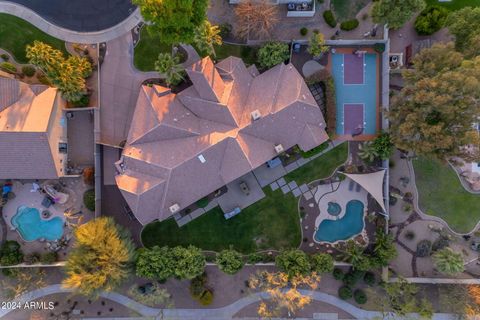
[1, 0, 136, 32]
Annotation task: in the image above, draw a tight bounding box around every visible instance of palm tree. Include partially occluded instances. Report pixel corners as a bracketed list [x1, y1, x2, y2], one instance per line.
[338, 240, 365, 266]
[358, 141, 379, 162]
[432, 248, 464, 274]
[154, 53, 184, 87]
[194, 20, 222, 57]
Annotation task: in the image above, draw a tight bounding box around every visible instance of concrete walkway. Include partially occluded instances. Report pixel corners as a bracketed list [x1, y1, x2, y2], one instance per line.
[0, 1, 143, 44]
[0, 284, 459, 320]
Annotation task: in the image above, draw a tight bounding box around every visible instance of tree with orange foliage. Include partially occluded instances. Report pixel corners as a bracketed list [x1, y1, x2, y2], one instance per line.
[466, 285, 480, 317]
[234, 0, 279, 40]
[248, 271, 320, 317]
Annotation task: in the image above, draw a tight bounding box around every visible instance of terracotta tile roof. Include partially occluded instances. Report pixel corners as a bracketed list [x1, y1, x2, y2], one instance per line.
[116, 56, 328, 224]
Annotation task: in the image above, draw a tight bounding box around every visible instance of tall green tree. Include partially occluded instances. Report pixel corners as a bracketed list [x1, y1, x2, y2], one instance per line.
[307, 32, 329, 58]
[380, 277, 433, 317]
[446, 7, 480, 53]
[133, 0, 209, 45]
[171, 245, 205, 280]
[432, 248, 464, 275]
[371, 0, 426, 29]
[26, 41, 92, 102]
[62, 217, 135, 297]
[135, 246, 174, 280]
[216, 249, 244, 275]
[154, 52, 185, 87]
[389, 43, 480, 160]
[257, 41, 289, 69]
[309, 253, 334, 273]
[194, 20, 222, 57]
[275, 249, 311, 278]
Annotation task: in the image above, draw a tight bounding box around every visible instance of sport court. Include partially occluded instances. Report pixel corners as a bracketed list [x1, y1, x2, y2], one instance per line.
[331, 51, 378, 136]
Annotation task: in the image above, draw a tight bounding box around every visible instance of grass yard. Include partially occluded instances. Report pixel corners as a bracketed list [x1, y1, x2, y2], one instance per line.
[134, 28, 172, 71]
[0, 13, 68, 64]
[285, 142, 348, 185]
[141, 188, 301, 253]
[413, 157, 480, 233]
[331, 0, 371, 21]
[425, 0, 480, 10]
[213, 43, 258, 66]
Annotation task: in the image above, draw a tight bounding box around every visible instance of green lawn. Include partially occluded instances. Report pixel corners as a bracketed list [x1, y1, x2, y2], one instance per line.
[134, 27, 258, 71]
[141, 144, 348, 252]
[425, 0, 480, 10]
[141, 188, 301, 253]
[413, 157, 480, 233]
[285, 142, 348, 186]
[134, 28, 172, 71]
[331, 0, 371, 21]
[0, 13, 68, 63]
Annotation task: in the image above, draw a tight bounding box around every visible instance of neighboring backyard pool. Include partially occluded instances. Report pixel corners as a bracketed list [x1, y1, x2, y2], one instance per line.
[11, 206, 64, 241]
[314, 200, 365, 243]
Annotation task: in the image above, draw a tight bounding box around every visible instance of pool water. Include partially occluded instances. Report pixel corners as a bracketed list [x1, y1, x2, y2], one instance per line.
[315, 200, 364, 243]
[11, 206, 64, 241]
[327, 202, 341, 216]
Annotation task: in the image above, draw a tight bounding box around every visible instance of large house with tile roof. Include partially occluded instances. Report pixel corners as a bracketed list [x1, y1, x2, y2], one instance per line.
[0, 77, 67, 179]
[115, 56, 328, 225]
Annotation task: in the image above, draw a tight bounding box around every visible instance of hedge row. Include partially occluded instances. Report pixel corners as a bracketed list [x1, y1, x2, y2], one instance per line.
[340, 19, 359, 31]
[323, 10, 337, 28]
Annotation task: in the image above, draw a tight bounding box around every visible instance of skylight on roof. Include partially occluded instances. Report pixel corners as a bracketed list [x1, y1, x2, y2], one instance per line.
[198, 154, 206, 163]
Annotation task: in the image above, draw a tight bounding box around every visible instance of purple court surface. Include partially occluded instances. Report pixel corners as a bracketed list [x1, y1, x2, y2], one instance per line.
[344, 54, 364, 85]
[344, 104, 364, 134]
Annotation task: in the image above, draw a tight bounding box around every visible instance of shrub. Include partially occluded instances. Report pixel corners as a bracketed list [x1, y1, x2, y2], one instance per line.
[416, 240, 432, 257]
[196, 197, 210, 208]
[216, 249, 244, 275]
[83, 189, 95, 211]
[0, 62, 16, 74]
[257, 41, 289, 69]
[0, 53, 9, 61]
[247, 253, 263, 264]
[219, 23, 232, 38]
[40, 252, 57, 264]
[374, 43, 385, 53]
[198, 289, 213, 305]
[432, 236, 450, 252]
[354, 289, 367, 304]
[37, 72, 51, 85]
[21, 65, 36, 77]
[310, 253, 334, 273]
[300, 27, 308, 36]
[323, 10, 337, 28]
[362, 13, 369, 20]
[275, 249, 311, 277]
[189, 273, 207, 298]
[414, 6, 449, 36]
[82, 167, 95, 185]
[24, 253, 40, 265]
[338, 286, 353, 300]
[333, 267, 344, 280]
[340, 19, 360, 31]
[404, 230, 415, 241]
[70, 94, 90, 108]
[363, 271, 375, 286]
[343, 269, 364, 287]
[0, 241, 23, 266]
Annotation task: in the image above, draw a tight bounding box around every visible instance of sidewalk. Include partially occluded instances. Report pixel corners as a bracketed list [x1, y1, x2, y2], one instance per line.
[0, 1, 143, 43]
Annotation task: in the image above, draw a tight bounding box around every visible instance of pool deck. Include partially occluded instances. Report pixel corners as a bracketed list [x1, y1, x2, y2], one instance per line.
[327, 47, 382, 141]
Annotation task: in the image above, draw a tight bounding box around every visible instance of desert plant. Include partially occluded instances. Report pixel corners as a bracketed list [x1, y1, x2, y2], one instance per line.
[363, 271, 375, 286]
[432, 235, 450, 252]
[358, 141, 378, 162]
[338, 286, 353, 300]
[82, 167, 95, 185]
[154, 53, 184, 87]
[354, 289, 367, 304]
[404, 230, 415, 241]
[416, 240, 432, 257]
[21, 65, 36, 77]
[323, 10, 337, 27]
[257, 41, 289, 69]
[83, 189, 95, 211]
[340, 19, 360, 31]
[300, 27, 308, 36]
[333, 267, 344, 280]
[432, 248, 464, 274]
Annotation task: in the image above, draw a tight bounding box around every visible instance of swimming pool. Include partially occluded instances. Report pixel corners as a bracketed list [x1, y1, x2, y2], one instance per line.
[331, 52, 377, 135]
[11, 206, 64, 241]
[314, 200, 365, 243]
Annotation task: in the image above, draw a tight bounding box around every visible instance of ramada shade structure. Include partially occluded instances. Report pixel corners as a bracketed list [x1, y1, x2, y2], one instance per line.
[341, 169, 387, 212]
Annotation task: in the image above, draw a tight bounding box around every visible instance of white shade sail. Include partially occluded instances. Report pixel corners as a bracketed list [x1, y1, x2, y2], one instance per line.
[341, 169, 387, 212]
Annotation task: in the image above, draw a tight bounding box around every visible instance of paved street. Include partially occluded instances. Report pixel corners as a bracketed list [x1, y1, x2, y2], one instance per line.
[2, 0, 136, 31]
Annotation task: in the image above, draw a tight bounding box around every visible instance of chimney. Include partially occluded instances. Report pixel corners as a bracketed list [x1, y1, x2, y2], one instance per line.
[186, 57, 225, 102]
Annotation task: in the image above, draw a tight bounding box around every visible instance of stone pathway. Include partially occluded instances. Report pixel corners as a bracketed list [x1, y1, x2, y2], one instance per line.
[0, 2, 143, 44]
[0, 284, 460, 319]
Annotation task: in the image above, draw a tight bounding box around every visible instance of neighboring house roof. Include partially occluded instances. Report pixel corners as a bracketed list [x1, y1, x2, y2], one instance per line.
[0, 77, 62, 179]
[116, 56, 328, 225]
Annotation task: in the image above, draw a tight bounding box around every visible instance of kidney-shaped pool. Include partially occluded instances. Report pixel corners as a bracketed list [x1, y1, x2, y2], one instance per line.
[11, 206, 64, 241]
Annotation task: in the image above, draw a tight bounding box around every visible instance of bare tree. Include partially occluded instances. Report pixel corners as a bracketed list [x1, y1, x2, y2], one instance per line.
[234, 0, 279, 40]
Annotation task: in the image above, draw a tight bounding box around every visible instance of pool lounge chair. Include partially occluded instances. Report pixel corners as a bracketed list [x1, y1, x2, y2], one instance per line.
[355, 183, 361, 192]
[348, 180, 354, 191]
